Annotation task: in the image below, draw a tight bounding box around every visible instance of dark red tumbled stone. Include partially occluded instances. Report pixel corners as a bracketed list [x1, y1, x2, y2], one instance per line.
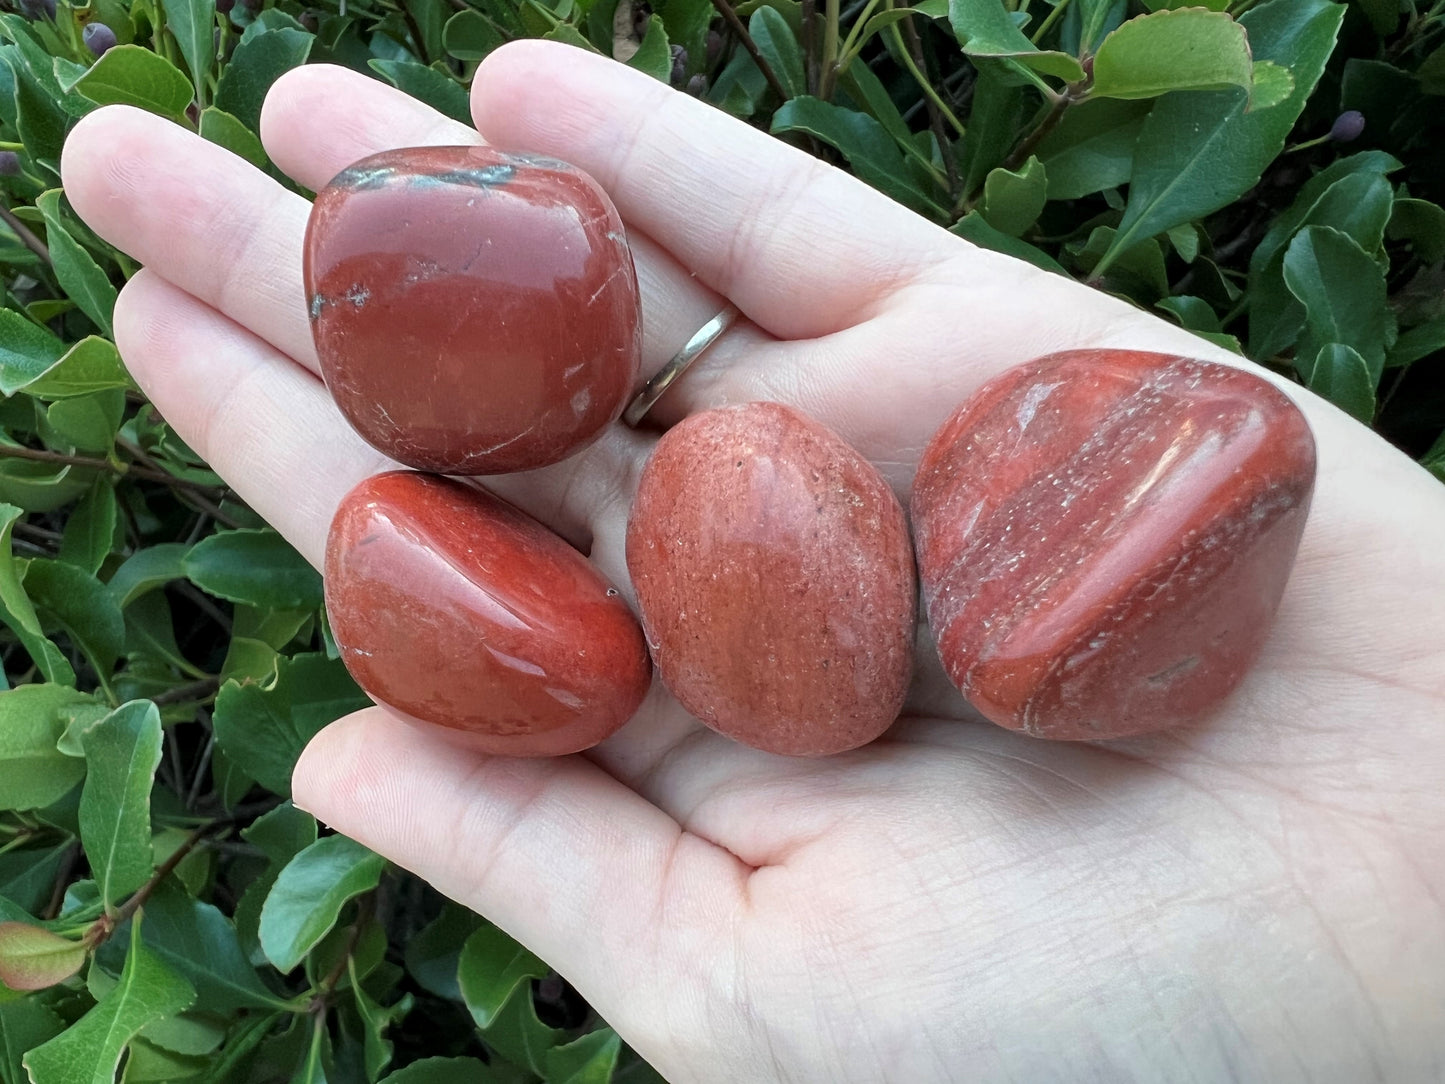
[326, 471, 651, 756]
[627, 402, 916, 756]
[305, 146, 641, 474]
[912, 350, 1316, 741]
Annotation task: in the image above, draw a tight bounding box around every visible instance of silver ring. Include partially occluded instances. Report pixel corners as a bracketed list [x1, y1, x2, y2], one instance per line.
[623, 304, 739, 427]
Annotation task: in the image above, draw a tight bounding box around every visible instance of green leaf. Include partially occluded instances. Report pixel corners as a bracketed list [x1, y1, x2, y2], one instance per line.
[1142, 0, 1228, 9]
[79, 700, 163, 908]
[1388, 314, 1445, 369]
[0, 844, 73, 914]
[771, 96, 947, 219]
[108, 544, 192, 609]
[0, 308, 66, 395]
[258, 834, 385, 973]
[457, 925, 549, 1030]
[183, 528, 322, 611]
[198, 106, 268, 169]
[749, 7, 802, 97]
[442, 9, 504, 60]
[1305, 343, 1374, 422]
[1, 999, 66, 1084]
[947, 0, 1085, 82]
[1091, 9, 1253, 101]
[380, 1057, 492, 1083]
[73, 45, 193, 117]
[35, 190, 117, 337]
[1352, 0, 1397, 35]
[368, 59, 469, 124]
[1249, 59, 1294, 110]
[15, 337, 132, 400]
[477, 975, 564, 1075]
[1035, 97, 1149, 199]
[0, 684, 90, 811]
[43, 389, 125, 454]
[1387, 197, 1445, 264]
[950, 211, 1068, 274]
[0, 504, 75, 686]
[23, 918, 196, 1084]
[212, 652, 369, 797]
[160, 0, 214, 103]
[1156, 294, 1221, 334]
[980, 154, 1047, 236]
[546, 1029, 622, 1084]
[626, 15, 672, 82]
[1282, 225, 1394, 380]
[134, 882, 292, 1013]
[58, 479, 117, 577]
[215, 28, 313, 131]
[351, 957, 412, 1081]
[24, 558, 126, 679]
[405, 901, 483, 1000]
[1102, 0, 1345, 275]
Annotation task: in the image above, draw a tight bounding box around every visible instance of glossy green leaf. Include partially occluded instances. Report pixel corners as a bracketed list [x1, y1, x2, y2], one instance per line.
[546, 1029, 622, 1084]
[198, 106, 268, 168]
[211, 652, 369, 796]
[950, 211, 1068, 274]
[134, 882, 293, 1013]
[0, 843, 73, 914]
[0, 684, 90, 811]
[442, 9, 504, 60]
[958, 62, 1027, 194]
[0, 308, 66, 395]
[380, 1057, 493, 1083]
[1352, 0, 1398, 35]
[947, 0, 1085, 82]
[24, 918, 196, 1084]
[980, 155, 1047, 237]
[24, 558, 126, 678]
[1388, 314, 1445, 369]
[160, 0, 215, 102]
[216, 28, 313, 130]
[107, 543, 192, 609]
[1305, 343, 1375, 422]
[58, 479, 116, 576]
[16, 336, 132, 400]
[0, 922, 86, 991]
[1035, 97, 1148, 199]
[475, 974, 564, 1075]
[1157, 294, 1221, 334]
[73, 45, 192, 117]
[1102, 0, 1345, 275]
[405, 901, 483, 1000]
[771, 96, 947, 219]
[1142, 0, 1228, 9]
[35, 190, 117, 337]
[749, 6, 802, 97]
[457, 924, 549, 1029]
[0, 504, 75, 686]
[1282, 225, 1394, 380]
[1091, 9, 1252, 101]
[258, 834, 385, 972]
[183, 528, 322, 611]
[1, 998, 66, 1084]
[43, 389, 124, 455]
[78, 700, 163, 908]
[368, 58, 469, 123]
[352, 956, 412, 1080]
[626, 15, 672, 82]
[1387, 197, 1445, 263]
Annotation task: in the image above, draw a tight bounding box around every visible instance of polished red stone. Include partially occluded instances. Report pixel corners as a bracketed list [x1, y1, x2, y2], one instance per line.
[627, 403, 916, 756]
[912, 350, 1316, 740]
[326, 471, 651, 756]
[304, 146, 641, 474]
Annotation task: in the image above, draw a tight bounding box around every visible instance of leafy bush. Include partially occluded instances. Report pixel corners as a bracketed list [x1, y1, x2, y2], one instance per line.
[1, 0, 1442, 1080]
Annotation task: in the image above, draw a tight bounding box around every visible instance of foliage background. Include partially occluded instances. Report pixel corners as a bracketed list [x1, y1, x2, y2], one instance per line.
[1, 0, 1443, 1079]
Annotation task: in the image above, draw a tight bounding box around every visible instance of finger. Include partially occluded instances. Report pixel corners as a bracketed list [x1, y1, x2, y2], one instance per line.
[112, 270, 643, 565]
[61, 106, 319, 374]
[471, 40, 958, 341]
[292, 707, 750, 1067]
[260, 64, 749, 403]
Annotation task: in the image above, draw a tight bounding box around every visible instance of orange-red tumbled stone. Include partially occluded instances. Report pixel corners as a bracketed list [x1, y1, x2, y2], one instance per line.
[627, 402, 916, 756]
[912, 350, 1316, 741]
[326, 471, 651, 756]
[305, 146, 641, 474]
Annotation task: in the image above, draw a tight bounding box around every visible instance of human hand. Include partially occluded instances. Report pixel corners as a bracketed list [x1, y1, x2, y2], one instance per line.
[61, 42, 1445, 1081]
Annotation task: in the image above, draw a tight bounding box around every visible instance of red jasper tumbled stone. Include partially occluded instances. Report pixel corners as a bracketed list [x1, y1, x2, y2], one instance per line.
[326, 471, 651, 756]
[305, 146, 641, 474]
[912, 350, 1316, 741]
[627, 402, 917, 756]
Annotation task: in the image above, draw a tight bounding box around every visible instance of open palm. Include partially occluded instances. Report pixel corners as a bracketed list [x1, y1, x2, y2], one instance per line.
[62, 42, 1445, 1082]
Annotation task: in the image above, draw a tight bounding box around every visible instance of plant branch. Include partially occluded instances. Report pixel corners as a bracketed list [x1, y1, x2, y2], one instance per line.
[802, 0, 818, 95]
[0, 201, 51, 266]
[151, 675, 221, 707]
[710, 0, 791, 102]
[819, 0, 840, 98]
[900, 11, 960, 199]
[1001, 85, 1072, 172]
[1030, 0, 1070, 44]
[885, 16, 965, 137]
[0, 442, 232, 502]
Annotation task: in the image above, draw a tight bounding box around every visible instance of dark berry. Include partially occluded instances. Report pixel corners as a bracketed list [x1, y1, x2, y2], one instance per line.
[83, 22, 118, 56]
[215, 0, 235, 12]
[705, 29, 722, 67]
[1330, 110, 1366, 143]
[298, 10, 318, 31]
[670, 43, 688, 86]
[0, 151, 21, 177]
[686, 73, 706, 97]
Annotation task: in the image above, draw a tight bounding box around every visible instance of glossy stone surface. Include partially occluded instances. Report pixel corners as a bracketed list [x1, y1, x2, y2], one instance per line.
[326, 471, 651, 756]
[627, 402, 916, 756]
[305, 146, 641, 474]
[912, 350, 1316, 741]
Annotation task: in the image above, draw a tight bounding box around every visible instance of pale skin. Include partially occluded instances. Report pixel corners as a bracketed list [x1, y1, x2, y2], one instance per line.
[60, 41, 1445, 1082]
